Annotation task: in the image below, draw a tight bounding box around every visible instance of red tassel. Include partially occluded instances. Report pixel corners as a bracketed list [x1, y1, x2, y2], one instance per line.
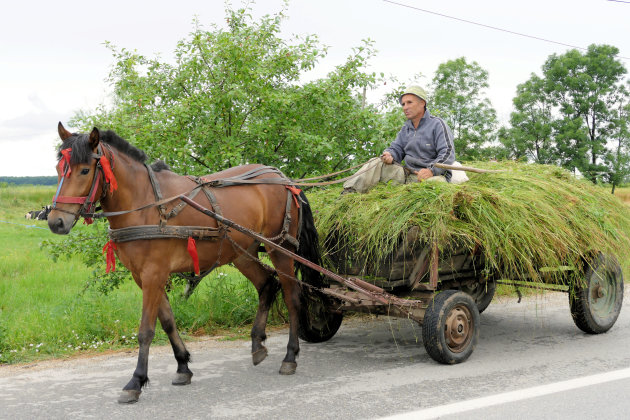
[99, 154, 118, 193]
[285, 185, 302, 208]
[59, 148, 72, 176]
[187, 237, 200, 275]
[102, 240, 117, 273]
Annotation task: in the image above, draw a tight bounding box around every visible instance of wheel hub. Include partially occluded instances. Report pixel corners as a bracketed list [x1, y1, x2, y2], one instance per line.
[445, 305, 473, 353]
[590, 271, 616, 318]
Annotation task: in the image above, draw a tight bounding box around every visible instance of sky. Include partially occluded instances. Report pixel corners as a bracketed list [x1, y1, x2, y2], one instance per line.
[1, 0, 629, 176]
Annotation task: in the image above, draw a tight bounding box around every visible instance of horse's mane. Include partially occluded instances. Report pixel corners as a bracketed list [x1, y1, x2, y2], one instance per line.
[58, 129, 170, 172]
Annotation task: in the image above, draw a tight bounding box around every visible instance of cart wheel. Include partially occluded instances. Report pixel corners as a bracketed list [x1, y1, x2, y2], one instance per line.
[298, 289, 343, 343]
[569, 253, 624, 334]
[458, 280, 496, 314]
[422, 290, 479, 364]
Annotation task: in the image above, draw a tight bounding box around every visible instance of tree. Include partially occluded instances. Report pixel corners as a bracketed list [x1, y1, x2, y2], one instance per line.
[73, 5, 388, 179]
[542, 44, 628, 182]
[604, 82, 630, 193]
[503, 74, 555, 163]
[430, 57, 498, 160]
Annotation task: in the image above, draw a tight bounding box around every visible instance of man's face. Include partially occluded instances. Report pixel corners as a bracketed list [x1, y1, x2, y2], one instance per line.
[401, 94, 425, 121]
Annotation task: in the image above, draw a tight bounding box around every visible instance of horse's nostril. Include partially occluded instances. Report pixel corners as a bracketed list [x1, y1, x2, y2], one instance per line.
[48, 217, 66, 234]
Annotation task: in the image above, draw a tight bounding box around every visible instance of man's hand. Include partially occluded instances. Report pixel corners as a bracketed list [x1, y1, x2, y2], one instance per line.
[381, 151, 394, 164]
[417, 168, 433, 181]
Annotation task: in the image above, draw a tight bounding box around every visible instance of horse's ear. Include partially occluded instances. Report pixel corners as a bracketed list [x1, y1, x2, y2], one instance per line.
[58, 122, 72, 141]
[88, 127, 100, 150]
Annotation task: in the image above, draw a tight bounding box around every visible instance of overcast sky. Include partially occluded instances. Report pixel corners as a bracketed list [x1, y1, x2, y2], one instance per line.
[1, 0, 629, 176]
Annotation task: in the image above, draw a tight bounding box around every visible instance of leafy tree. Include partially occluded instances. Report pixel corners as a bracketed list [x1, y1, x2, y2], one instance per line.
[542, 44, 628, 182]
[503, 74, 555, 163]
[73, 5, 388, 178]
[430, 57, 498, 160]
[604, 82, 630, 193]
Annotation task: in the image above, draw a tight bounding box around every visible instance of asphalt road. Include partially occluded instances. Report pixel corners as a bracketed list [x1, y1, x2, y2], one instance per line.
[1, 290, 629, 420]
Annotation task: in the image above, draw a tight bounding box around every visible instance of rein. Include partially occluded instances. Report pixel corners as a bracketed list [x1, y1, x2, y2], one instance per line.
[58, 155, 497, 223]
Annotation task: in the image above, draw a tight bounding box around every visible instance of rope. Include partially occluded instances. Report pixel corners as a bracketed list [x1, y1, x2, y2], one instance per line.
[0, 220, 50, 231]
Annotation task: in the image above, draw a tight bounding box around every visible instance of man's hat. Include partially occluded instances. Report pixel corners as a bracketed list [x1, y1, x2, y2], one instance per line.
[399, 85, 428, 104]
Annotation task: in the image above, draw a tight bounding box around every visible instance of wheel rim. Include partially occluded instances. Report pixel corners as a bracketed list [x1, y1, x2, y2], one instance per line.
[588, 267, 617, 320]
[444, 304, 474, 353]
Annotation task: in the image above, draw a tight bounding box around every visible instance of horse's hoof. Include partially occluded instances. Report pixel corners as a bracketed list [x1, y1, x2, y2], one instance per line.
[172, 372, 193, 386]
[252, 347, 268, 366]
[117, 389, 141, 404]
[279, 361, 297, 375]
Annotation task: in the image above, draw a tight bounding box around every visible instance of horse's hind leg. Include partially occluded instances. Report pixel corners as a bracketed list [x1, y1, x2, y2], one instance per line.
[233, 243, 280, 366]
[157, 294, 193, 386]
[251, 273, 280, 365]
[267, 250, 301, 375]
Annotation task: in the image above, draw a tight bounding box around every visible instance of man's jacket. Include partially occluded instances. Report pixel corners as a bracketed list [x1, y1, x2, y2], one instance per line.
[385, 109, 456, 181]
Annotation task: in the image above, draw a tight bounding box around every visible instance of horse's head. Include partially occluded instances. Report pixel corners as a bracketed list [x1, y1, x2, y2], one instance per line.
[48, 122, 117, 234]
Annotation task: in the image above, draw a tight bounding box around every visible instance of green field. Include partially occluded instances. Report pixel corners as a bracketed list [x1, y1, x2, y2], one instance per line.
[0, 185, 275, 365]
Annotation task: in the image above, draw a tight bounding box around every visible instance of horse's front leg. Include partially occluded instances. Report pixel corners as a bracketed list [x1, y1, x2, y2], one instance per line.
[118, 278, 164, 404]
[157, 293, 193, 385]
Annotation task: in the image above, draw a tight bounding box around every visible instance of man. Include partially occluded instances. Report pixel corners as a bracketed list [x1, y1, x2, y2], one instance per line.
[343, 85, 456, 193]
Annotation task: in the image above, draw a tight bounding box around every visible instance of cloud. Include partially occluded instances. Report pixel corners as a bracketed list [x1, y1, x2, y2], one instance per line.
[0, 108, 70, 142]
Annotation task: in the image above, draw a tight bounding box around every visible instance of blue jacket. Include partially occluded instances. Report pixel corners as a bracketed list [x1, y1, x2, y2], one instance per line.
[385, 109, 456, 181]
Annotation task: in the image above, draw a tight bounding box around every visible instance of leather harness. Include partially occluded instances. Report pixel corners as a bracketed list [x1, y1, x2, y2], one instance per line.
[107, 164, 302, 251]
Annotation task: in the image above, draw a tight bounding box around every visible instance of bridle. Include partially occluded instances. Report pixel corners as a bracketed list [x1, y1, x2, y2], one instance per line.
[52, 143, 117, 226]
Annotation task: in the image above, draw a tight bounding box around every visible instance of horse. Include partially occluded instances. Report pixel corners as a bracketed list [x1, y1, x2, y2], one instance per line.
[48, 123, 322, 404]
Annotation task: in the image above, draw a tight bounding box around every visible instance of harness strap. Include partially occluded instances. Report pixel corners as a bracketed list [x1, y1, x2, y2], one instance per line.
[168, 178, 204, 219]
[282, 188, 299, 249]
[108, 225, 222, 242]
[145, 163, 168, 226]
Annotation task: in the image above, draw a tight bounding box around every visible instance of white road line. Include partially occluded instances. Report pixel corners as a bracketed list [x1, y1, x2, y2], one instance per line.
[381, 367, 630, 420]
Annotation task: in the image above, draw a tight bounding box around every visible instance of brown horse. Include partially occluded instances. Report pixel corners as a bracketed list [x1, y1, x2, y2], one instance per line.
[48, 123, 322, 403]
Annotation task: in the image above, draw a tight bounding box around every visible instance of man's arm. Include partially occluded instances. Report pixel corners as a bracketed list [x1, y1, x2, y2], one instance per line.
[384, 130, 406, 164]
[428, 119, 455, 176]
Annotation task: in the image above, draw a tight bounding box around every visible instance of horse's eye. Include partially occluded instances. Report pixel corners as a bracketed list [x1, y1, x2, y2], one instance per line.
[81, 168, 90, 175]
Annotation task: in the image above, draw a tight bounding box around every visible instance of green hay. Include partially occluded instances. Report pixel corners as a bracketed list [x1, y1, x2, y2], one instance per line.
[307, 162, 630, 284]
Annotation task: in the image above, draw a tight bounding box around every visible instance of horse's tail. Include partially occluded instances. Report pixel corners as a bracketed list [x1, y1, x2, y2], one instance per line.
[296, 191, 324, 288]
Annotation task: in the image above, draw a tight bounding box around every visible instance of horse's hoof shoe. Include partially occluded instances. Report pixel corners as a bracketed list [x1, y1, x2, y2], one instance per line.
[172, 372, 193, 386]
[279, 361, 297, 375]
[252, 348, 268, 366]
[118, 389, 141, 404]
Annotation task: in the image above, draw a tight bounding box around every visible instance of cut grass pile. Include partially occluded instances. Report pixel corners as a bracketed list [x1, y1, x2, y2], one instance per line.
[307, 162, 630, 283]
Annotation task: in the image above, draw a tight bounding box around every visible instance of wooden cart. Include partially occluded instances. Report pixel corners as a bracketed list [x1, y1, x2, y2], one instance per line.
[182, 196, 625, 365]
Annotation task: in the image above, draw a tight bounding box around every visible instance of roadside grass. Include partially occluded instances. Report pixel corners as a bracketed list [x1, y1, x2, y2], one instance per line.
[0, 185, 274, 365]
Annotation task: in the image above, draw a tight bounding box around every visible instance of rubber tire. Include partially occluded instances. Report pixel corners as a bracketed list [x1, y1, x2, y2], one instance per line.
[570, 253, 624, 334]
[298, 289, 343, 343]
[459, 280, 496, 314]
[422, 290, 480, 364]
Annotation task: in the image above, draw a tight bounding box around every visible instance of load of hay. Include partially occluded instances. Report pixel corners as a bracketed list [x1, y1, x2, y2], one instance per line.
[306, 162, 630, 284]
